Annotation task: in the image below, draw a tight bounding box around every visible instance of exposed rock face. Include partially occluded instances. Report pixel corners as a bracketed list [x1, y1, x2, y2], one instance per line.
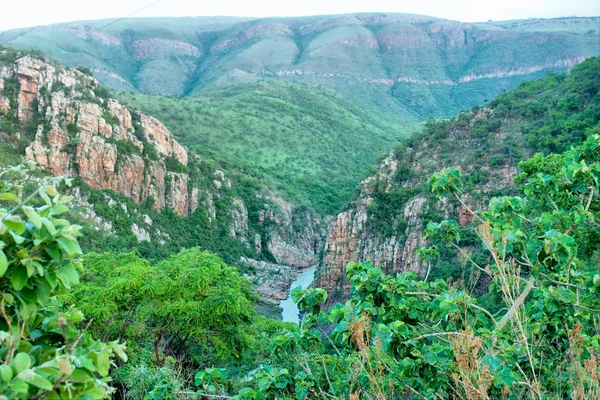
[1, 55, 197, 217]
[258, 192, 323, 268]
[316, 109, 521, 303]
[140, 114, 188, 165]
[1, 55, 325, 271]
[130, 38, 202, 59]
[241, 257, 298, 305]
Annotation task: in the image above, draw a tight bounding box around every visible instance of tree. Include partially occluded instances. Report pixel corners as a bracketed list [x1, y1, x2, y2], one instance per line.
[200, 134, 600, 399]
[0, 164, 126, 399]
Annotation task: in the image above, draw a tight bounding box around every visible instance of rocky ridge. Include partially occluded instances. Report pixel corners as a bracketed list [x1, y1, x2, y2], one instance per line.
[315, 109, 522, 303]
[2, 15, 597, 116]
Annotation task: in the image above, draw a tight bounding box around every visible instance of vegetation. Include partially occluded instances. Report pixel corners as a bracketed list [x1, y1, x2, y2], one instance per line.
[1, 16, 598, 118]
[122, 81, 414, 214]
[196, 134, 600, 399]
[0, 165, 126, 398]
[363, 58, 600, 284]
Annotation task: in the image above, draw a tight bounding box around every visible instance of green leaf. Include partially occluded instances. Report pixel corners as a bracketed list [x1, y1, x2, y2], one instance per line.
[56, 237, 82, 257]
[59, 264, 79, 285]
[4, 215, 25, 235]
[22, 206, 42, 230]
[97, 349, 110, 377]
[11, 353, 31, 374]
[11, 265, 28, 291]
[21, 371, 53, 390]
[0, 365, 13, 382]
[0, 192, 19, 202]
[0, 249, 7, 277]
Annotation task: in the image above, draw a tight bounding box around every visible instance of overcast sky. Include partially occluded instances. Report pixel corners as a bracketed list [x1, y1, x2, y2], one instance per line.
[1, 0, 599, 31]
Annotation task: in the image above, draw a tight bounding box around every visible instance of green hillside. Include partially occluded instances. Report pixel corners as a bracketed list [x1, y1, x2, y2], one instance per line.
[2, 14, 598, 118]
[121, 81, 416, 214]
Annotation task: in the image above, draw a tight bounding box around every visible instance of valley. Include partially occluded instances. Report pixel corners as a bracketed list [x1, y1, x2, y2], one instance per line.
[0, 8, 599, 400]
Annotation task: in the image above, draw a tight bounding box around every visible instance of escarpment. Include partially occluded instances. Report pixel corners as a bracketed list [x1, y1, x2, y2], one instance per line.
[315, 112, 522, 302]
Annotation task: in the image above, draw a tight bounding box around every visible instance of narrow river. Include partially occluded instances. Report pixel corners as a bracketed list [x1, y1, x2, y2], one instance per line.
[280, 265, 317, 323]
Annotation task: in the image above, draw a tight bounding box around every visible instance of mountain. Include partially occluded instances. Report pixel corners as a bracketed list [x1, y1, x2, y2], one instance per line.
[0, 47, 324, 306]
[315, 57, 600, 303]
[1, 14, 598, 118]
[120, 82, 415, 214]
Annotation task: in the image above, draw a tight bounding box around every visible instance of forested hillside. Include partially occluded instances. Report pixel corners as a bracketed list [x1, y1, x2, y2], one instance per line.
[317, 57, 600, 302]
[122, 82, 414, 214]
[0, 46, 326, 310]
[1, 14, 598, 117]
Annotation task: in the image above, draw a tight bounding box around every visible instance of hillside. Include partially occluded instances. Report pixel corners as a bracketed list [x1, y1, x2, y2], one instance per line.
[1, 14, 598, 117]
[121, 81, 415, 214]
[316, 57, 600, 302]
[0, 47, 326, 307]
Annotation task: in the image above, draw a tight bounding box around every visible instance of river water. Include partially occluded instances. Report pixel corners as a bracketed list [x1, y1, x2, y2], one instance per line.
[279, 265, 317, 323]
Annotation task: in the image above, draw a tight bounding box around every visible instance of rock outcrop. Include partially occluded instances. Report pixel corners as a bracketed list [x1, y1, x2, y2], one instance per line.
[0, 54, 325, 282]
[241, 257, 298, 305]
[316, 109, 521, 303]
[0, 55, 197, 217]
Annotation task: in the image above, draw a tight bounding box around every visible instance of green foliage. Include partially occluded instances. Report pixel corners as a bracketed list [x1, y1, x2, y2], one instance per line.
[163, 156, 189, 174]
[101, 111, 118, 128]
[489, 57, 600, 154]
[206, 134, 600, 399]
[73, 249, 258, 365]
[0, 165, 126, 399]
[122, 81, 415, 214]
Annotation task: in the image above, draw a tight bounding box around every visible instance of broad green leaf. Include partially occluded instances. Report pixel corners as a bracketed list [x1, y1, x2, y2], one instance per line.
[11, 265, 28, 290]
[4, 215, 25, 235]
[11, 353, 31, 374]
[22, 206, 42, 230]
[0, 365, 13, 382]
[0, 192, 19, 202]
[0, 249, 7, 277]
[97, 349, 110, 377]
[20, 371, 53, 391]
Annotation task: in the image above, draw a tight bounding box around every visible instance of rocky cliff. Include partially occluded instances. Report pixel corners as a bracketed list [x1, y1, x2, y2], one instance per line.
[316, 57, 600, 302]
[1, 55, 195, 216]
[0, 52, 324, 295]
[315, 111, 521, 301]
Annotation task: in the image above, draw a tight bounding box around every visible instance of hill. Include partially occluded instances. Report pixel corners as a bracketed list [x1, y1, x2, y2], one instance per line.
[316, 56, 600, 302]
[0, 48, 326, 309]
[121, 81, 416, 214]
[1, 14, 598, 117]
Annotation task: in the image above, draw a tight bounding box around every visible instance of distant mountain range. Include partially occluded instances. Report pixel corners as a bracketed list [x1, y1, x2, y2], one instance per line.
[1, 14, 598, 117]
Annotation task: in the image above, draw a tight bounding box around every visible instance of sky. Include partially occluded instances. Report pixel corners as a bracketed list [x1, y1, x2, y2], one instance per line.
[0, 0, 599, 31]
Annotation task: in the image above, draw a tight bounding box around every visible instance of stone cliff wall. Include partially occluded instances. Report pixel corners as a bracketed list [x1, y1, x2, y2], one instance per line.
[316, 109, 521, 302]
[0, 55, 324, 276]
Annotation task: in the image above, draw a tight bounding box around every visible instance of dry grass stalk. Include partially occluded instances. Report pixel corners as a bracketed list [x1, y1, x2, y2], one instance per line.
[569, 322, 600, 400]
[451, 331, 493, 400]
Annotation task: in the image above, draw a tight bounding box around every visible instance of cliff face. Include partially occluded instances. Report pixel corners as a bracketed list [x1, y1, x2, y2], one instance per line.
[315, 109, 522, 302]
[0, 55, 194, 216]
[0, 55, 324, 278]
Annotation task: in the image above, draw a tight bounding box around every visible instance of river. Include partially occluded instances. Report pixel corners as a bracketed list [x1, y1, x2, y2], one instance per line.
[279, 265, 317, 323]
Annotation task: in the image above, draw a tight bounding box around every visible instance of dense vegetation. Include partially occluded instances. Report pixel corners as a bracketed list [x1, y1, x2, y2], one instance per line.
[195, 134, 600, 399]
[122, 81, 414, 214]
[1, 132, 597, 399]
[0, 40, 599, 400]
[362, 58, 600, 286]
